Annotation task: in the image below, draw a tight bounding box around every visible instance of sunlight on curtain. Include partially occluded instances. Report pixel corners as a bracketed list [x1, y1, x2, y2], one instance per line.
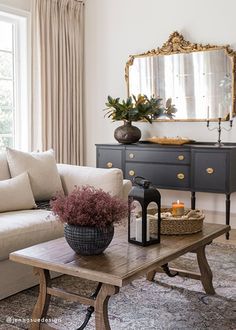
[31, 0, 84, 165]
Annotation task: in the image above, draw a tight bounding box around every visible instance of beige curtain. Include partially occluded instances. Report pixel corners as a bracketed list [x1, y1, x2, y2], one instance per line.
[31, 0, 84, 165]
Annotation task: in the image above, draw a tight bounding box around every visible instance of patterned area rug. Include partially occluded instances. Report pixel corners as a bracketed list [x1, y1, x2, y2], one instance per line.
[0, 243, 236, 330]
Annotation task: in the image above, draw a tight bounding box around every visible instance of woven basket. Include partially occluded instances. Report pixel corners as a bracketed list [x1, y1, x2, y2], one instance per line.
[64, 224, 114, 255]
[146, 208, 204, 235]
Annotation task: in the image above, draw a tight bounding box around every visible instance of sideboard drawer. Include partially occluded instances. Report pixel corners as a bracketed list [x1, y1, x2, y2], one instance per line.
[192, 151, 228, 192]
[125, 149, 190, 164]
[97, 148, 123, 169]
[125, 163, 190, 189]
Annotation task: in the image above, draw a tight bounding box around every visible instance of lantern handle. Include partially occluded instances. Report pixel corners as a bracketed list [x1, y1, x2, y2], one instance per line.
[133, 176, 150, 189]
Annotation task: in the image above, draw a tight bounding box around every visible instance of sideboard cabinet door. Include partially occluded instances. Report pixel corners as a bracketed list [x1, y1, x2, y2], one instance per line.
[192, 150, 228, 193]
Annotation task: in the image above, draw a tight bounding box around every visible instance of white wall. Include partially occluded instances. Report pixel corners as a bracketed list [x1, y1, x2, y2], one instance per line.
[0, 0, 30, 11]
[84, 0, 236, 228]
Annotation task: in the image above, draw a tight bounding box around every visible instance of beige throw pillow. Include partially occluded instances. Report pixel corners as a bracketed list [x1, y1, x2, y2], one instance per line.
[6, 148, 64, 201]
[0, 172, 36, 212]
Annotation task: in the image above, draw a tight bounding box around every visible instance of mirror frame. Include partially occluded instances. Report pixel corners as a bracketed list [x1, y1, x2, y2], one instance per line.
[125, 31, 236, 121]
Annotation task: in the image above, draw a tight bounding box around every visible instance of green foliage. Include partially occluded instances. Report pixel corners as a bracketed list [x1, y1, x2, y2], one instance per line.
[0, 81, 13, 107]
[104, 95, 177, 122]
[153, 98, 177, 119]
[0, 135, 12, 151]
[0, 52, 13, 79]
[0, 106, 14, 152]
[0, 108, 12, 133]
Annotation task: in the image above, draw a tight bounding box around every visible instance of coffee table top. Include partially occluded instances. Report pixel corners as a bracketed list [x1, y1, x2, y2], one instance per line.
[10, 223, 229, 287]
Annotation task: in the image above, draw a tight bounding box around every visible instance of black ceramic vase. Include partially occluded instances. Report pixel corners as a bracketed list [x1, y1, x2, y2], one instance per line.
[64, 224, 114, 255]
[114, 121, 141, 144]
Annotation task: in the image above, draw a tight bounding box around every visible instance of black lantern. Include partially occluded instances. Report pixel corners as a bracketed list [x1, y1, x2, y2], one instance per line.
[128, 176, 161, 246]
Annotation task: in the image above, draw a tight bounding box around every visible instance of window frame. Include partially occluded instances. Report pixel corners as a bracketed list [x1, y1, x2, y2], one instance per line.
[0, 4, 30, 151]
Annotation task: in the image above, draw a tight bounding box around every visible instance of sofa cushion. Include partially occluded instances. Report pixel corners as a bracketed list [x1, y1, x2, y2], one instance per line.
[0, 209, 64, 261]
[0, 172, 36, 212]
[0, 152, 10, 180]
[57, 164, 124, 197]
[6, 148, 64, 201]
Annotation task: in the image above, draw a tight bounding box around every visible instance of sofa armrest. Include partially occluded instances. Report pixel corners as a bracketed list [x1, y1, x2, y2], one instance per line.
[122, 179, 132, 200]
[57, 164, 125, 197]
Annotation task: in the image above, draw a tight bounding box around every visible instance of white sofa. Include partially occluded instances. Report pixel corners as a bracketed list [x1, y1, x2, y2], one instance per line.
[0, 152, 131, 300]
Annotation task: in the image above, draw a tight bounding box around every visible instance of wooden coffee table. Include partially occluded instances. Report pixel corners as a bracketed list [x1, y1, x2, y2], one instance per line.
[10, 223, 230, 330]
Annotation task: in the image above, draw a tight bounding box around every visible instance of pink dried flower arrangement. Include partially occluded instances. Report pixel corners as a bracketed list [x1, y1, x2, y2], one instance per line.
[50, 185, 128, 229]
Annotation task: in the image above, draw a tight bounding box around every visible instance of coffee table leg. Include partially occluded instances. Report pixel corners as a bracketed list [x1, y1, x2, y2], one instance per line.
[196, 245, 215, 295]
[94, 283, 119, 330]
[31, 268, 51, 329]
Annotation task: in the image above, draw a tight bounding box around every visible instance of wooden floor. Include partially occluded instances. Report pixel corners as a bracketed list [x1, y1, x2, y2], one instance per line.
[214, 228, 236, 246]
[199, 210, 236, 246]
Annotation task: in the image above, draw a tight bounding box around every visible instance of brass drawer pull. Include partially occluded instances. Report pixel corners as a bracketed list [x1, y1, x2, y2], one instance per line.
[106, 162, 113, 168]
[129, 153, 135, 159]
[206, 167, 214, 174]
[178, 155, 185, 161]
[129, 170, 135, 176]
[177, 173, 185, 180]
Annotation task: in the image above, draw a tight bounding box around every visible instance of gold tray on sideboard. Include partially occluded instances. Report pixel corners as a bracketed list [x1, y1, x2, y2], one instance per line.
[146, 137, 194, 145]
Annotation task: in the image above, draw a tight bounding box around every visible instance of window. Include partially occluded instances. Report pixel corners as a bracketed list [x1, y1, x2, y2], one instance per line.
[0, 8, 29, 152]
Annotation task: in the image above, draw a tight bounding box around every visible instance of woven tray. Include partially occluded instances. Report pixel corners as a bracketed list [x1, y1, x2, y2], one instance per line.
[146, 137, 193, 145]
[146, 208, 204, 235]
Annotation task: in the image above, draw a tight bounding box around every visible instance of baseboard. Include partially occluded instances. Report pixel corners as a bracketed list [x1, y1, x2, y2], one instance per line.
[202, 209, 236, 229]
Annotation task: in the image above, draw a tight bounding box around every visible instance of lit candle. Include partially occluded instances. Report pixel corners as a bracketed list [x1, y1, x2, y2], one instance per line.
[136, 217, 150, 242]
[218, 104, 222, 118]
[172, 200, 185, 217]
[207, 105, 209, 120]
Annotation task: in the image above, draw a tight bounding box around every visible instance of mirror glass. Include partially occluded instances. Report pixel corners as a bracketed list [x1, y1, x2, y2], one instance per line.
[126, 32, 235, 121]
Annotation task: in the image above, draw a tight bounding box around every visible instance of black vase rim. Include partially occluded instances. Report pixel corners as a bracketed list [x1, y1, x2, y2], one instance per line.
[64, 223, 114, 229]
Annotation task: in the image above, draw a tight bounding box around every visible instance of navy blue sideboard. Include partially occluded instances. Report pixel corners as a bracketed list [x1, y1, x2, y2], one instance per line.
[96, 142, 236, 239]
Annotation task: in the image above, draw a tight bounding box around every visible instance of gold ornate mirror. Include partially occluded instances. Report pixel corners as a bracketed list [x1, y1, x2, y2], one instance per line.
[125, 32, 236, 121]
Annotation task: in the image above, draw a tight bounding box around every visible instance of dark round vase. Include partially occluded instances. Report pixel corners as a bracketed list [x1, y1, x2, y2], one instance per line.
[114, 121, 141, 144]
[64, 224, 114, 255]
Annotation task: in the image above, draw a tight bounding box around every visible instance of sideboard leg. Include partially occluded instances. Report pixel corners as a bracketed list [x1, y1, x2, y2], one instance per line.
[196, 245, 215, 295]
[226, 194, 230, 240]
[30, 268, 51, 329]
[191, 191, 196, 210]
[94, 283, 119, 330]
